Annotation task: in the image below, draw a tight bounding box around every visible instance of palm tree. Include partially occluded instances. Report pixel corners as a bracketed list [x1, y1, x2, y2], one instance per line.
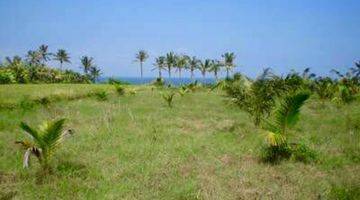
[16, 119, 70, 172]
[5, 56, 22, 67]
[38, 44, 51, 65]
[210, 60, 223, 80]
[222, 52, 236, 78]
[350, 61, 360, 78]
[188, 56, 200, 80]
[26, 50, 41, 66]
[165, 52, 176, 79]
[135, 50, 149, 79]
[89, 66, 101, 83]
[175, 55, 188, 79]
[199, 59, 212, 79]
[80, 56, 94, 74]
[153, 56, 166, 78]
[54, 49, 71, 70]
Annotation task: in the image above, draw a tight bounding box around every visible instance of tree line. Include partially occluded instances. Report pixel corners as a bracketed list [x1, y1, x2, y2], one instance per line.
[135, 50, 236, 80]
[0, 44, 101, 84]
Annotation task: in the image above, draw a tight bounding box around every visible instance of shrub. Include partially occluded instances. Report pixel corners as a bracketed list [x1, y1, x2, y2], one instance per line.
[94, 90, 108, 101]
[128, 89, 137, 95]
[260, 131, 292, 163]
[36, 97, 51, 106]
[114, 84, 125, 95]
[0, 69, 15, 84]
[178, 86, 189, 97]
[152, 77, 165, 87]
[290, 142, 317, 163]
[162, 92, 176, 108]
[260, 143, 292, 163]
[108, 78, 130, 85]
[19, 96, 36, 110]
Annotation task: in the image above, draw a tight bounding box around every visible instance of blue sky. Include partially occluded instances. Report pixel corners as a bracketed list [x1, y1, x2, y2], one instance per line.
[0, 0, 359, 78]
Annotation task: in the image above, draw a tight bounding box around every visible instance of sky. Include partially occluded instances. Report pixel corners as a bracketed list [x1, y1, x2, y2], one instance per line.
[0, 0, 359, 78]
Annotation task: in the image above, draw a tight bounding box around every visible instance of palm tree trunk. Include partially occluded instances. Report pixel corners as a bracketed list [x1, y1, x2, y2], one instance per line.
[226, 68, 229, 79]
[179, 68, 182, 79]
[191, 69, 194, 80]
[60, 61, 63, 70]
[168, 67, 171, 78]
[159, 69, 162, 78]
[140, 62, 143, 79]
[215, 71, 218, 81]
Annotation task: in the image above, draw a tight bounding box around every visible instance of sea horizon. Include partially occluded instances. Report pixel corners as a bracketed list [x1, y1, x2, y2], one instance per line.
[99, 76, 217, 85]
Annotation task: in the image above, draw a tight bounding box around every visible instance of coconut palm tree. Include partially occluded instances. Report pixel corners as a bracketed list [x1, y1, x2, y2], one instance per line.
[351, 61, 360, 78]
[89, 66, 101, 83]
[187, 56, 200, 80]
[175, 55, 188, 79]
[165, 52, 176, 78]
[135, 50, 149, 79]
[80, 56, 94, 74]
[54, 49, 71, 70]
[222, 52, 236, 78]
[153, 56, 166, 78]
[26, 50, 41, 66]
[209, 60, 223, 80]
[199, 59, 212, 79]
[16, 118, 70, 172]
[5, 56, 22, 67]
[38, 44, 51, 65]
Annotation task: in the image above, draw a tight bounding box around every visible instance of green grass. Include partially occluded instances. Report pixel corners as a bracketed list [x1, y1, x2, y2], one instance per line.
[0, 84, 359, 199]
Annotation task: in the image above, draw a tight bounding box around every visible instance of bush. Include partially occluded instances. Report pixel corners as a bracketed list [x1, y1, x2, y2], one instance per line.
[108, 78, 130, 85]
[260, 144, 292, 163]
[152, 78, 165, 87]
[94, 91, 108, 101]
[35, 96, 51, 106]
[19, 96, 36, 110]
[114, 84, 125, 95]
[162, 92, 175, 108]
[290, 142, 317, 163]
[0, 69, 15, 84]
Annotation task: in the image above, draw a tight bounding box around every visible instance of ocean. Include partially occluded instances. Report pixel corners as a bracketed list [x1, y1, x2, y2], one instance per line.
[99, 77, 217, 85]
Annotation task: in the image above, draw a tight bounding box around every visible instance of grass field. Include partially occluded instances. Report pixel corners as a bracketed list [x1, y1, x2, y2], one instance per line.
[0, 84, 359, 199]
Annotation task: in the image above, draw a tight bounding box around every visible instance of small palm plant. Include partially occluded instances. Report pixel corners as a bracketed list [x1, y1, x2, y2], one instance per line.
[94, 90, 108, 101]
[114, 84, 125, 96]
[128, 89, 137, 95]
[162, 92, 176, 108]
[178, 86, 189, 97]
[261, 91, 310, 162]
[16, 119, 70, 172]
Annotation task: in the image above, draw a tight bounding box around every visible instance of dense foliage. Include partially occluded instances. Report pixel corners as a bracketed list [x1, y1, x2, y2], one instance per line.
[0, 45, 101, 84]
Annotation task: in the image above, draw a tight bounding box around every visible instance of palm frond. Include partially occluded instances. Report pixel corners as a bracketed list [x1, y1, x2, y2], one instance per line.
[20, 122, 42, 144]
[274, 91, 310, 134]
[41, 118, 66, 153]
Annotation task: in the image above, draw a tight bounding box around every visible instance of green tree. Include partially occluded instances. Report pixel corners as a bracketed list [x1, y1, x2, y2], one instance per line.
[89, 66, 101, 83]
[153, 56, 166, 78]
[26, 50, 41, 66]
[222, 52, 236, 78]
[165, 52, 176, 78]
[210, 60, 223, 80]
[80, 56, 94, 74]
[187, 56, 200, 80]
[54, 49, 71, 70]
[175, 55, 188, 79]
[199, 59, 211, 79]
[135, 50, 149, 79]
[38, 44, 51, 65]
